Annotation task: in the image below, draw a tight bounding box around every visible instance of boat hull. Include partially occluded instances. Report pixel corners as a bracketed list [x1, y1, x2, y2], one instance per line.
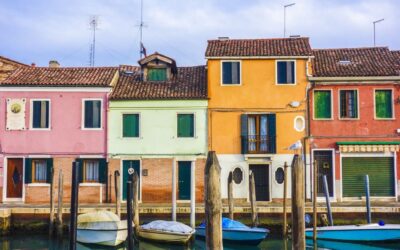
[138, 228, 194, 244]
[196, 227, 268, 245]
[305, 224, 400, 242]
[77, 220, 128, 246]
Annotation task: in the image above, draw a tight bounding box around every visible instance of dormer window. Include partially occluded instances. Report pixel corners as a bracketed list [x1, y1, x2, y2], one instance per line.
[147, 68, 167, 81]
[138, 52, 177, 82]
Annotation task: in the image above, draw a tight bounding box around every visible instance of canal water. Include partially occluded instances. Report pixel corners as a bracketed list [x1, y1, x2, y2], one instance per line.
[1, 234, 399, 250]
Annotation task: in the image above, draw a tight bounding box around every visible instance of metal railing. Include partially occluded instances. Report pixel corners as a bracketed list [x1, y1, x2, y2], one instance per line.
[241, 135, 276, 154]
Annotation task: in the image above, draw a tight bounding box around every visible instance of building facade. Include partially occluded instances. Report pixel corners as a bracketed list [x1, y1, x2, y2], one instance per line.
[0, 65, 117, 203]
[206, 38, 313, 202]
[309, 47, 400, 202]
[108, 53, 208, 203]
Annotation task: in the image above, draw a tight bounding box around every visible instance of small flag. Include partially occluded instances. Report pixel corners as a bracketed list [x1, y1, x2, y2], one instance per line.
[140, 42, 147, 57]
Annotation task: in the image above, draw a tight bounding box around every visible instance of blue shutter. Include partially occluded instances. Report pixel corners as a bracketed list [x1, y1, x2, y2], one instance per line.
[222, 62, 232, 84]
[240, 114, 248, 154]
[46, 158, 53, 184]
[24, 158, 32, 184]
[99, 159, 107, 184]
[267, 114, 276, 153]
[75, 159, 83, 183]
[277, 62, 287, 84]
[32, 101, 41, 128]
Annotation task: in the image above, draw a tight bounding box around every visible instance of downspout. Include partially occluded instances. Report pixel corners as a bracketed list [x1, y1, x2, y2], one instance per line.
[304, 56, 314, 201]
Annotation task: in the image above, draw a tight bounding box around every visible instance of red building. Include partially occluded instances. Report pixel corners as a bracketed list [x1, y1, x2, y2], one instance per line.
[309, 47, 400, 202]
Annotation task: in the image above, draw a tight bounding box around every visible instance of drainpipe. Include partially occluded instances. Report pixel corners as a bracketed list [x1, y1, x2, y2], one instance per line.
[305, 56, 314, 201]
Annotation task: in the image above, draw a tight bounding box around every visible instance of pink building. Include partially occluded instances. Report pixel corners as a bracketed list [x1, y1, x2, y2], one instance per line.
[0, 65, 117, 204]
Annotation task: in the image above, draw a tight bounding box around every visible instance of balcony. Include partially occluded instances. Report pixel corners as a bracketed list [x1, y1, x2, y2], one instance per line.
[241, 135, 276, 154]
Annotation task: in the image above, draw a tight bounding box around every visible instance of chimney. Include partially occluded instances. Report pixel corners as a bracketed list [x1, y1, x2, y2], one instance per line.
[49, 60, 60, 68]
[218, 36, 229, 41]
[31, 63, 36, 67]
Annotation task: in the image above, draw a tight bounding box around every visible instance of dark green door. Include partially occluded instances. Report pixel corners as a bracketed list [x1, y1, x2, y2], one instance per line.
[178, 161, 191, 200]
[314, 150, 334, 197]
[249, 164, 270, 201]
[343, 157, 394, 197]
[122, 160, 140, 201]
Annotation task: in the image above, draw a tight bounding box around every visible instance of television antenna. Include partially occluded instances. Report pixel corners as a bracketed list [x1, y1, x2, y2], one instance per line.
[89, 16, 99, 66]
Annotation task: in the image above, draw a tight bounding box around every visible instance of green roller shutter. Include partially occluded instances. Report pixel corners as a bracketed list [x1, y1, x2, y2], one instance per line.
[123, 114, 139, 137]
[342, 157, 394, 197]
[314, 90, 332, 119]
[375, 90, 393, 118]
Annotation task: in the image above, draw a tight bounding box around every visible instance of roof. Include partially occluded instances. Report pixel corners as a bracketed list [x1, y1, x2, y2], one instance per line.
[110, 65, 207, 100]
[0, 55, 28, 67]
[0, 67, 118, 87]
[312, 47, 400, 77]
[392, 50, 400, 66]
[205, 37, 312, 57]
[138, 52, 176, 66]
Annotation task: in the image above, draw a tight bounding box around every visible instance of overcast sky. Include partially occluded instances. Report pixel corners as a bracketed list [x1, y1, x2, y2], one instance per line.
[0, 0, 398, 67]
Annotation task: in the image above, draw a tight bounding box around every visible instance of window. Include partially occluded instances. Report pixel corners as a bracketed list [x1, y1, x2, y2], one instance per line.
[339, 90, 358, 119]
[277, 61, 295, 84]
[123, 114, 139, 137]
[147, 68, 167, 81]
[32, 160, 47, 183]
[314, 90, 332, 119]
[294, 116, 305, 132]
[83, 100, 101, 129]
[177, 114, 194, 137]
[241, 114, 276, 154]
[31, 100, 50, 129]
[222, 61, 240, 85]
[375, 90, 393, 119]
[83, 160, 99, 182]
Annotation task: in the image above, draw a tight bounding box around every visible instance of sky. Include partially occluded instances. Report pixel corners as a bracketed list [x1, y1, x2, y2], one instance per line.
[0, 0, 399, 67]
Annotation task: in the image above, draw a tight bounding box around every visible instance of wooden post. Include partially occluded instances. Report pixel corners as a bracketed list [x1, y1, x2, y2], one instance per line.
[282, 162, 288, 238]
[249, 171, 258, 227]
[228, 171, 234, 220]
[172, 160, 177, 221]
[365, 175, 371, 224]
[114, 170, 121, 218]
[190, 161, 196, 228]
[133, 171, 139, 235]
[291, 155, 305, 250]
[205, 151, 222, 250]
[49, 167, 55, 237]
[56, 170, 64, 238]
[69, 161, 79, 250]
[322, 175, 333, 226]
[313, 160, 318, 242]
[108, 174, 112, 203]
[126, 180, 134, 250]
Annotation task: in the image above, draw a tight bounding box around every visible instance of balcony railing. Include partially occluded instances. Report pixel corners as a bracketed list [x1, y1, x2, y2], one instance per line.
[241, 135, 276, 154]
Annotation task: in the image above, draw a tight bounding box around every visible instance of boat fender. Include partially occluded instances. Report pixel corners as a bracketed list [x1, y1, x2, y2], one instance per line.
[378, 220, 385, 226]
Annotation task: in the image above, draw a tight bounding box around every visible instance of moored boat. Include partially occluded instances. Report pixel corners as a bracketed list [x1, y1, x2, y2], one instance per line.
[138, 220, 195, 244]
[196, 217, 269, 245]
[77, 211, 130, 246]
[305, 223, 400, 242]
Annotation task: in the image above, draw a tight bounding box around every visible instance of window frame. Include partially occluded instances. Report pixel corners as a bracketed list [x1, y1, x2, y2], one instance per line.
[313, 89, 333, 120]
[121, 112, 141, 138]
[176, 113, 196, 138]
[81, 98, 103, 130]
[83, 159, 100, 183]
[30, 99, 51, 130]
[374, 88, 395, 120]
[31, 159, 48, 183]
[220, 60, 242, 86]
[294, 115, 305, 132]
[275, 60, 297, 85]
[338, 89, 360, 120]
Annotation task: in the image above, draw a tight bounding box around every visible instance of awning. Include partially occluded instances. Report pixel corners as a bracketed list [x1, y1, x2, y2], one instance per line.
[337, 141, 400, 153]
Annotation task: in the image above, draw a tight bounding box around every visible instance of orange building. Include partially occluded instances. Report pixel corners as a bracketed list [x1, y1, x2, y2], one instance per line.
[206, 37, 313, 201]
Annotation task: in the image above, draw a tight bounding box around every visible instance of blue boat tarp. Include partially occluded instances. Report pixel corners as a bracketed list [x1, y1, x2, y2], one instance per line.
[198, 217, 268, 233]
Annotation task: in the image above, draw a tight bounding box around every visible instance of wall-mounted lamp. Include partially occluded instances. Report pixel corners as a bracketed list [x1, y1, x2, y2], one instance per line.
[289, 101, 301, 108]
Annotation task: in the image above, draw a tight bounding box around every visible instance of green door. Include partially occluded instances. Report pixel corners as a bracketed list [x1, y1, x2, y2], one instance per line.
[178, 161, 191, 200]
[122, 160, 140, 201]
[343, 157, 394, 197]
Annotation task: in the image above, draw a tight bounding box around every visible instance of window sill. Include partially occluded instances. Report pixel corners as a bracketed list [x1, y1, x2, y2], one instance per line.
[27, 183, 50, 187]
[276, 83, 296, 85]
[338, 118, 359, 120]
[374, 118, 395, 120]
[79, 183, 104, 187]
[30, 128, 51, 131]
[220, 83, 241, 86]
[313, 118, 333, 121]
[81, 128, 103, 131]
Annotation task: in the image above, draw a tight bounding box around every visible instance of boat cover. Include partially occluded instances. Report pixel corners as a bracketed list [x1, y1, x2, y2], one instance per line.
[199, 217, 249, 229]
[141, 220, 194, 234]
[77, 211, 125, 230]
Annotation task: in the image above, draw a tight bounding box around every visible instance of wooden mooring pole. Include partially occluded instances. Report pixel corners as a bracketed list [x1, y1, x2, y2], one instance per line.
[313, 160, 318, 242]
[249, 171, 258, 227]
[56, 170, 64, 238]
[365, 175, 371, 224]
[133, 171, 139, 235]
[282, 162, 288, 238]
[228, 171, 234, 220]
[49, 167, 55, 237]
[322, 175, 333, 226]
[291, 154, 305, 250]
[205, 151, 222, 250]
[126, 180, 134, 250]
[69, 161, 79, 250]
[114, 170, 121, 218]
[172, 160, 177, 221]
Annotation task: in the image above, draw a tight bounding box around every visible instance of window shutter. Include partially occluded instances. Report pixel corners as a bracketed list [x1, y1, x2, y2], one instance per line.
[24, 158, 32, 184]
[75, 159, 84, 183]
[32, 101, 41, 128]
[123, 114, 139, 137]
[353, 91, 358, 118]
[177, 114, 194, 137]
[267, 114, 276, 153]
[240, 114, 248, 154]
[99, 159, 107, 184]
[376, 90, 392, 118]
[314, 91, 331, 119]
[46, 158, 53, 184]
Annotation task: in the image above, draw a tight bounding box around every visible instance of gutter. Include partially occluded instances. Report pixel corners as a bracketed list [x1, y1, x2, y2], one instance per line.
[308, 76, 400, 82]
[205, 56, 315, 60]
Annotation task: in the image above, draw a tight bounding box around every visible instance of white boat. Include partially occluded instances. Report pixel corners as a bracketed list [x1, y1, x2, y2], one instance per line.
[138, 220, 195, 244]
[77, 211, 131, 246]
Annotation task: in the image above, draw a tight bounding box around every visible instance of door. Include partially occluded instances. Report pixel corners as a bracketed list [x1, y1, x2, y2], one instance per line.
[249, 164, 270, 201]
[342, 157, 394, 197]
[314, 150, 334, 197]
[122, 160, 140, 201]
[7, 158, 23, 198]
[178, 161, 191, 200]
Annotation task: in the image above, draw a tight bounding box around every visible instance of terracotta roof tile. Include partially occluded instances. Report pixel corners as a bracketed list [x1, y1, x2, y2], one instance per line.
[0, 55, 29, 67]
[205, 37, 312, 57]
[392, 50, 400, 66]
[1, 67, 118, 87]
[110, 65, 207, 100]
[312, 47, 400, 77]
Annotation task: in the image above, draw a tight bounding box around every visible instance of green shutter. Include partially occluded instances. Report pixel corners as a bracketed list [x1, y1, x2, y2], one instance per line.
[177, 114, 194, 137]
[240, 114, 248, 154]
[267, 114, 276, 153]
[99, 159, 107, 184]
[123, 114, 139, 137]
[343, 157, 394, 197]
[314, 91, 331, 119]
[75, 159, 84, 183]
[147, 68, 167, 81]
[46, 158, 53, 184]
[24, 158, 32, 184]
[375, 90, 393, 118]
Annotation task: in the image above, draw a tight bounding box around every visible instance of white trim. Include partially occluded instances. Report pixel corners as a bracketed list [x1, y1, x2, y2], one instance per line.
[312, 89, 333, 120]
[81, 98, 103, 130]
[27, 183, 50, 187]
[293, 115, 305, 132]
[373, 88, 395, 120]
[120, 159, 142, 202]
[79, 183, 104, 187]
[207, 56, 313, 60]
[78, 155, 104, 159]
[275, 60, 297, 85]
[220, 60, 242, 86]
[311, 149, 336, 201]
[29, 99, 51, 130]
[176, 112, 197, 139]
[3, 156, 25, 202]
[309, 76, 400, 81]
[0, 87, 111, 92]
[121, 112, 141, 139]
[27, 155, 51, 158]
[338, 88, 360, 120]
[190, 160, 196, 228]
